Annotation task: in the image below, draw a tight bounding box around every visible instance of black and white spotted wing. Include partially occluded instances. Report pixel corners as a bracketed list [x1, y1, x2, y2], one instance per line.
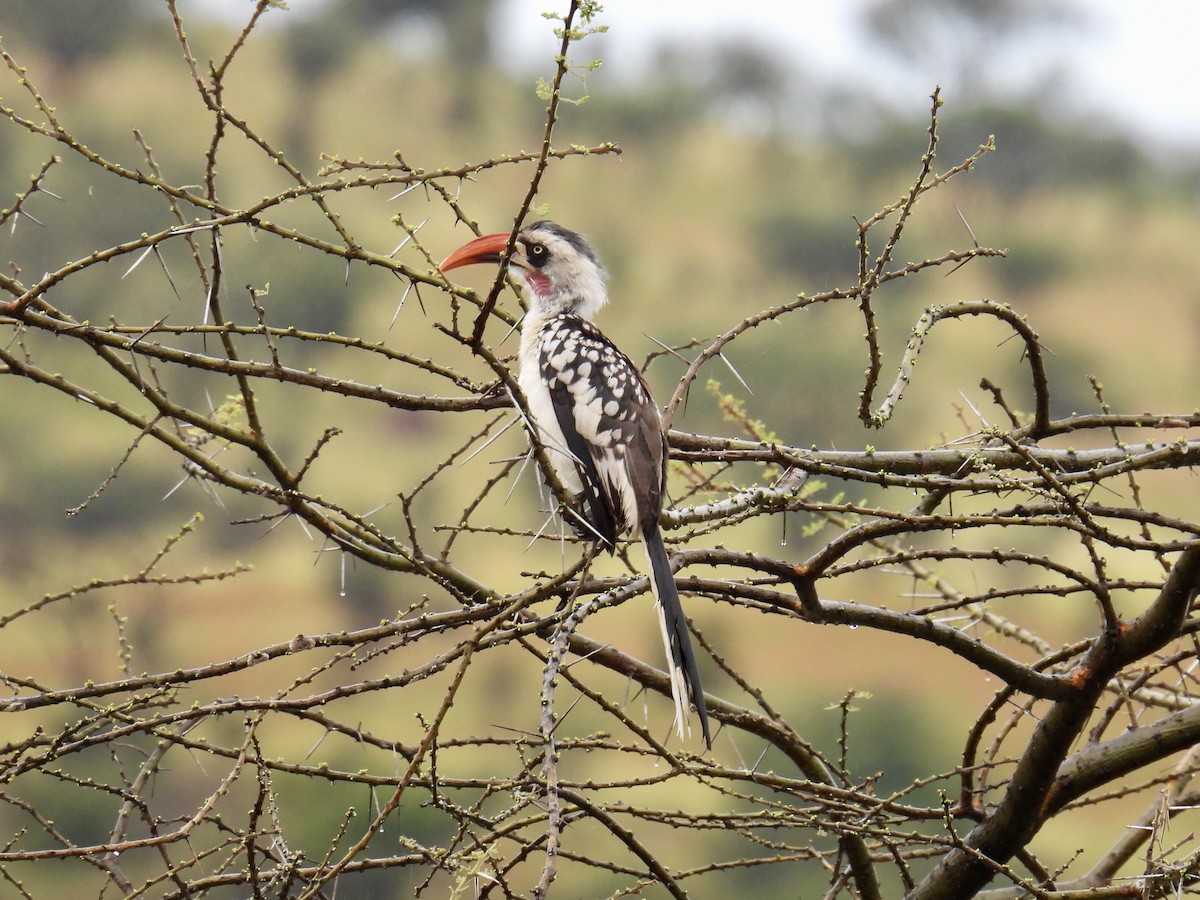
[538, 314, 667, 548]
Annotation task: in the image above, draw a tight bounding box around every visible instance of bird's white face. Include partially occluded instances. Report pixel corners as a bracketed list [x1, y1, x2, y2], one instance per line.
[509, 223, 608, 319]
[439, 220, 609, 321]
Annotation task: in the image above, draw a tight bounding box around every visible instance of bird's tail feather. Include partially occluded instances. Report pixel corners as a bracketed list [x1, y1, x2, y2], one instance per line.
[642, 520, 712, 748]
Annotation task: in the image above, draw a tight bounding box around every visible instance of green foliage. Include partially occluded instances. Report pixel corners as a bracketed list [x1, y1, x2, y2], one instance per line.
[706, 378, 776, 443]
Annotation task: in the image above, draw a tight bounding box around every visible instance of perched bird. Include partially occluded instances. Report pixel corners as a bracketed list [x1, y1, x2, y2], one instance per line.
[440, 221, 712, 747]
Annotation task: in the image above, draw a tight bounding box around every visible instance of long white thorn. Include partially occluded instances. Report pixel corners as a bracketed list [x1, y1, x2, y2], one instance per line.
[389, 217, 429, 258]
[122, 244, 156, 279]
[497, 312, 525, 348]
[526, 509, 562, 551]
[389, 280, 415, 330]
[718, 351, 753, 395]
[505, 449, 536, 504]
[459, 415, 520, 466]
[387, 182, 420, 202]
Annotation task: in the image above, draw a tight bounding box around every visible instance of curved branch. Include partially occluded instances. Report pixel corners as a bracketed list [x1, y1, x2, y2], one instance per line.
[861, 299, 1051, 435]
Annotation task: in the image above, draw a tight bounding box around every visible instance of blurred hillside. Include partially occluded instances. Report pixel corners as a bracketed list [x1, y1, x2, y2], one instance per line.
[3, 1, 1197, 530]
[1, 2, 1199, 896]
[0, 0, 1196, 764]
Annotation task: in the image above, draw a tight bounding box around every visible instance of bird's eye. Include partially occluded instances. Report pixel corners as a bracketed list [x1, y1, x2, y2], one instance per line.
[526, 243, 549, 268]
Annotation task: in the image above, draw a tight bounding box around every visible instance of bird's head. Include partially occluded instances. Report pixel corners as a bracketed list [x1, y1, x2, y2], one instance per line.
[439, 220, 608, 320]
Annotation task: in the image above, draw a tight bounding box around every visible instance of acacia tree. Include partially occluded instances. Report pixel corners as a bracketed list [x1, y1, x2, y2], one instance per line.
[2, 2, 1199, 898]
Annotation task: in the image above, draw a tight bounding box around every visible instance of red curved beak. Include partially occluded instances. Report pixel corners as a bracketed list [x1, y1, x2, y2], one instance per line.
[439, 232, 512, 273]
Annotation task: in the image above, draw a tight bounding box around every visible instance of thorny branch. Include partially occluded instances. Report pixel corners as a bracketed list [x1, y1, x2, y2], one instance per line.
[1, 5, 1198, 900]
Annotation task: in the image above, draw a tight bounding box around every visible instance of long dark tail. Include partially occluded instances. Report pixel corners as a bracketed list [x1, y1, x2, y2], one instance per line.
[642, 519, 712, 748]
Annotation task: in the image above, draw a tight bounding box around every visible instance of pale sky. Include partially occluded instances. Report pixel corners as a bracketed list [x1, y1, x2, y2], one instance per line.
[496, 0, 1200, 154]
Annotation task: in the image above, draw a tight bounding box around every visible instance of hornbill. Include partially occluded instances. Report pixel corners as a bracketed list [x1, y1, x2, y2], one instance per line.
[440, 221, 712, 748]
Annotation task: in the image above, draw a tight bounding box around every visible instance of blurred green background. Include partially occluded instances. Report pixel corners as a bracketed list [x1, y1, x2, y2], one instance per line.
[1, 1, 1199, 896]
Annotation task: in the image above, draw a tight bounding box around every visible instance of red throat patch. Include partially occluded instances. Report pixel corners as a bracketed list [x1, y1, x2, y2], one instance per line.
[524, 269, 552, 298]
